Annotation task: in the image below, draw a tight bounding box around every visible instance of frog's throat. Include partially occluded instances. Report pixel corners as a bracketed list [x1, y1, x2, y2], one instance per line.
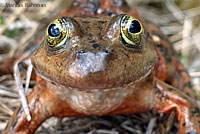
[45, 71, 153, 115]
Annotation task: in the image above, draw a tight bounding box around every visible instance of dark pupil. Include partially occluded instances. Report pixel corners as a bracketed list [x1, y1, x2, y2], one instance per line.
[129, 20, 141, 33]
[48, 24, 61, 37]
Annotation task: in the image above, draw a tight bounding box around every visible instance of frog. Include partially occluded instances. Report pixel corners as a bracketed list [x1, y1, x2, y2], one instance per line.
[4, 0, 200, 134]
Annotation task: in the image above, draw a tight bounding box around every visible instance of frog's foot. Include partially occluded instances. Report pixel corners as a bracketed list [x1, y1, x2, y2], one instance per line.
[152, 79, 200, 134]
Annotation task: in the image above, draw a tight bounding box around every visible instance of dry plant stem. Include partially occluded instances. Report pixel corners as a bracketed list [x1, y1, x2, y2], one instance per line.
[39, 0, 64, 17]
[13, 55, 33, 121]
[95, 129, 119, 134]
[0, 122, 7, 130]
[174, 30, 200, 51]
[9, 21, 39, 57]
[12, 45, 37, 122]
[169, 31, 182, 43]
[190, 72, 200, 77]
[24, 59, 33, 94]
[121, 120, 137, 133]
[0, 88, 18, 98]
[0, 1, 26, 35]
[193, 27, 200, 52]
[0, 35, 16, 48]
[182, 17, 192, 56]
[0, 0, 7, 19]
[165, 108, 176, 132]
[160, 6, 200, 23]
[145, 117, 156, 134]
[162, 0, 185, 24]
[0, 101, 13, 116]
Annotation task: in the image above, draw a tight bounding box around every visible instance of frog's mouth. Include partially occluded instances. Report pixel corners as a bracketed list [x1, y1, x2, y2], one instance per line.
[68, 66, 154, 92]
[37, 62, 154, 92]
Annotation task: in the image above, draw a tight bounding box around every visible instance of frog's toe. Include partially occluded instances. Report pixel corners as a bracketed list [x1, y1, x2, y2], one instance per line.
[179, 106, 200, 134]
[152, 80, 200, 134]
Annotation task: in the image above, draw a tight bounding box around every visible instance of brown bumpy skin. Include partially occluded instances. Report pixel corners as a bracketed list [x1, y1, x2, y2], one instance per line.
[4, 0, 200, 134]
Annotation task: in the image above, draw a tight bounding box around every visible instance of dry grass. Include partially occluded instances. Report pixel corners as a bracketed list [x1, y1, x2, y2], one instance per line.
[0, 0, 200, 133]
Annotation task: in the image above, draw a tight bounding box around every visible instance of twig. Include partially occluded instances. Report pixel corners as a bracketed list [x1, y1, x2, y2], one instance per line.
[190, 72, 200, 77]
[0, 1, 27, 35]
[13, 55, 32, 121]
[145, 118, 156, 134]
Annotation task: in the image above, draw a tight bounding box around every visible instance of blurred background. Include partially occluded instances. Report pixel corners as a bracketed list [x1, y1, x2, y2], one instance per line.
[0, 0, 200, 133]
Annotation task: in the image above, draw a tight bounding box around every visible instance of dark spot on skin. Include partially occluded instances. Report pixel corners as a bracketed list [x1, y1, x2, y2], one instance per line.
[120, 33, 127, 44]
[107, 11, 114, 16]
[82, 21, 90, 24]
[76, 50, 86, 54]
[98, 32, 103, 40]
[88, 33, 93, 37]
[112, 0, 123, 6]
[86, 34, 94, 42]
[180, 69, 187, 73]
[112, 0, 129, 7]
[182, 122, 186, 126]
[157, 44, 172, 63]
[92, 43, 101, 49]
[97, 20, 107, 24]
[88, 40, 97, 44]
[105, 50, 111, 53]
[191, 107, 200, 117]
[185, 81, 193, 88]
[186, 92, 191, 97]
[101, 11, 115, 16]
[84, 1, 99, 15]
[51, 82, 56, 85]
[74, 14, 86, 17]
[90, 16, 98, 19]
[168, 88, 174, 91]
[97, 25, 103, 30]
[198, 121, 200, 128]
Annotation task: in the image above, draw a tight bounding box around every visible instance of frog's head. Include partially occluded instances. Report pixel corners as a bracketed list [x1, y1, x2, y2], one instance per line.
[31, 14, 157, 91]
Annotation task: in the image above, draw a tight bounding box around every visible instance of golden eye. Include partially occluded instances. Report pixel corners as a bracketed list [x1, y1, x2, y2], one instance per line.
[46, 17, 70, 50]
[120, 14, 143, 49]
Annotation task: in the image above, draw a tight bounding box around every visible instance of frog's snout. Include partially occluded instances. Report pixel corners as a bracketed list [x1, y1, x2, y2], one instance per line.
[68, 50, 110, 78]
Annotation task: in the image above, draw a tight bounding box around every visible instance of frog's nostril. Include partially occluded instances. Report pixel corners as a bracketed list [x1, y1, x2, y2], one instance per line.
[92, 43, 101, 49]
[76, 50, 86, 54]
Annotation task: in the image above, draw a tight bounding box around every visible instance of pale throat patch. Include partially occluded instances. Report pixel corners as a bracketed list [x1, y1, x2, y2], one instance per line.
[46, 81, 136, 115]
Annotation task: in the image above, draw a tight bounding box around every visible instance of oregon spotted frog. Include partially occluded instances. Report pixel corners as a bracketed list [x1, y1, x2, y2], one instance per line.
[5, 0, 200, 134]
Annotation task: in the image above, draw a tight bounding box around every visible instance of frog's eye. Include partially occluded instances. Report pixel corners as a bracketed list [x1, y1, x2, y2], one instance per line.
[46, 17, 70, 51]
[120, 15, 143, 49]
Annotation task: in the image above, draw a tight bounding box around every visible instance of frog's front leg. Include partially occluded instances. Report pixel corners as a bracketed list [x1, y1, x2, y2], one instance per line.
[152, 79, 200, 134]
[4, 77, 82, 134]
[4, 78, 53, 134]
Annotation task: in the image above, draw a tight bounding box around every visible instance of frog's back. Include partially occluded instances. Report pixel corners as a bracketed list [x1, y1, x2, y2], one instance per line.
[62, 0, 193, 95]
